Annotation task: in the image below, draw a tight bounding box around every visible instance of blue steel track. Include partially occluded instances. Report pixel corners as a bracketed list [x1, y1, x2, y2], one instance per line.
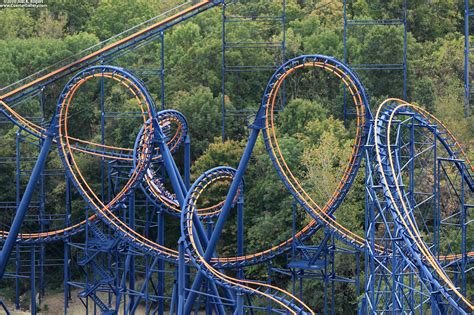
[0, 1, 472, 314]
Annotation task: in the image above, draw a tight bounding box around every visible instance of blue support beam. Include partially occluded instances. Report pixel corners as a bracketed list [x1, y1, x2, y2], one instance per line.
[184, 127, 260, 313]
[343, 0, 408, 122]
[0, 126, 55, 278]
[220, 0, 286, 140]
[0, 1, 472, 313]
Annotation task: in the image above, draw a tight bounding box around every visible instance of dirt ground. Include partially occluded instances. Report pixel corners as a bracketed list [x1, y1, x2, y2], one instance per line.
[2, 288, 151, 314]
[1, 287, 209, 315]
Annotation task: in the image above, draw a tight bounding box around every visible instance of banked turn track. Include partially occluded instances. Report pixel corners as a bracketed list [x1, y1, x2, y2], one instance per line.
[0, 1, 472, 313]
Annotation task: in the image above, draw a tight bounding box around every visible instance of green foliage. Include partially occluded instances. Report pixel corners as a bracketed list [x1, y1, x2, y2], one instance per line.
[408, 0, 463, 42]
[172, 86, 226, 157]
[0, 0, 472, 310]
[277, 98, 328, 135]
[36, 9, 68, 39]
[302, 120, 352, 204]
[0, 32, 99, 85]
[85, 0, 185, 41]
[0, 9, 35, 39]
[192, 138, 245, 175]
[86, 0, 156, 40]
[46, 0, 98, 33]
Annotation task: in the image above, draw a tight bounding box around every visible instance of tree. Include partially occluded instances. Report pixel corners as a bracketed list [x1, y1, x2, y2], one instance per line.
[0, 9, 35, 40]
[36, 9, 68, 39]
[171, 86, 225, 157]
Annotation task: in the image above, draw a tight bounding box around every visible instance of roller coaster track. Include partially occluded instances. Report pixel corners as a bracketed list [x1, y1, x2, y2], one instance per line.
[0, 0, 390, 267]
[179, 57, 472, 313]
[0, 0, 230, 244]
[181, 167, 315, 314]
[46, 63, 327, 271]
[2, 56, 366, 266]
[0, 1, 227, 279]
[0, 1, 221, 161]
[1, 60, 471, 314]
[0, 0, 471, 312]
[260, 55, 471, 260]
[0, 76, 190, 243]
[0, 0, 315, 265]
[373, 98, 473, 312]
[0, 0, 223, 245]
[1, 51, 373, 313]
[0, 75, 319, 269]
[0, 1, 220, 104]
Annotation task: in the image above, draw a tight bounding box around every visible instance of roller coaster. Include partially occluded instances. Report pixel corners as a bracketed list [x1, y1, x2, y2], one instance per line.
[0, 1, 472, 314]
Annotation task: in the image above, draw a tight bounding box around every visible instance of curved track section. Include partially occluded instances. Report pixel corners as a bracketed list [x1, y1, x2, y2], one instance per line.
[51, 68, 249, 264]
[373, 98, 473, 312]
[0, 107, 188, 243]
[0, 55, 375, 270]
[181, 166, 315, 315]
[188, 57, 472, 312]
[179, 54, 371, 313]
[0, 109, 188, 244]
[0, 100, 162, 162]
[262, 55, 375, 250]
[55, 65, 185, 262]
[0, 52, 471, 313]
[142, 109, 234, 218]
[6, 87, 321, 268]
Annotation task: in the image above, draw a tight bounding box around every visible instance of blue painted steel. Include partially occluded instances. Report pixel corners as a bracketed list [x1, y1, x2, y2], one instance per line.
[183, 130, 259, 313]
[262, 55, 371, 250]
[14, 132, 21, 310]
[236, 195, 244, 280]
[157, 210, 165, 315]
[343, 0, 408, 121]
[178, 237, 185, 315]
[221, 1, 226, 141]
[185, 135, 191, 189]
[64, 176, 71, 313]
[0, 300, 10, 315]
[0, 125, 55, 278]
[161, 31, 166, 111]
[367, 101, 472, 313]
[0, 1, 471, 312]
[220, 0, 287, 140]
[56, 65, 164, 259]
[127, 193, 136, 312]
[403, 0, 408, 100]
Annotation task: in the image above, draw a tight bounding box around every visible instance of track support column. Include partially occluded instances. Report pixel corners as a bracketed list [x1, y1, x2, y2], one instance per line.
[0, 126, 55, 279]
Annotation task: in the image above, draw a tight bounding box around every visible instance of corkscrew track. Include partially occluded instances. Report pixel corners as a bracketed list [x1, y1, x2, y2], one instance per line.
[0, 1, 471, 312]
